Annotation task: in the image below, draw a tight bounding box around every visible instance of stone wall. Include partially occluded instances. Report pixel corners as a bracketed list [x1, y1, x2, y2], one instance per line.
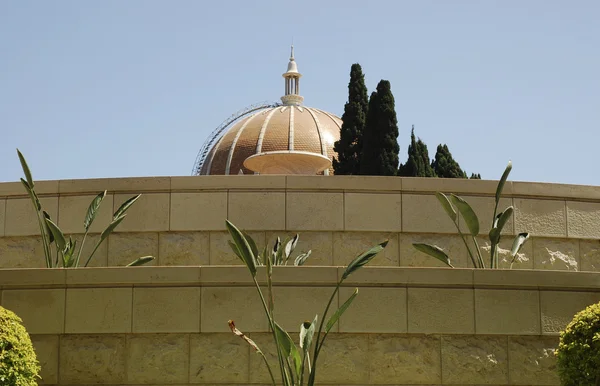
[1, 266, 599, 385]
[1, 175, 600, 271]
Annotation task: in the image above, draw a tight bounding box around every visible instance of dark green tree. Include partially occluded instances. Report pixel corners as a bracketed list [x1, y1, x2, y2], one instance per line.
[398, 126, 436, 177]
[360, 80, 400, 176]
[333, 63, 369, 175]
[470, 173, 481, 179]
[431, 144, 468, 178]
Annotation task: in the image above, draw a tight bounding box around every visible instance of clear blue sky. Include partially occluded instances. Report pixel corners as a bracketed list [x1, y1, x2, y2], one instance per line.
[1, 0, 598, 185]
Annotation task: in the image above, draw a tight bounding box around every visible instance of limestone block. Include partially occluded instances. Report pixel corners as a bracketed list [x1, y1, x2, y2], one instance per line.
[1, 289, 65, 333]
[344, 192, 402, 232]
[30, 334, 58, 385]
[402, 194, 457, 234]
[107, 232, 158, 266]
[170, 192, 227, 231]
[158, 231, 209, 265]
[59, 176, 169, 194]
[540, 291, 600, 334]
[477, 235, 534, 269]
[579, 239, 600, 272]
[274, 287, 335, 332]
[369, 334, 441, 384]
[190, 333, 249, 384]
[113, 192, 169, 232]
[533, 238, 579, 271]
[459, 196, 514, 235]
[0, 236, 45, 268]
[514, 198, 566, 237]
[333, 232, 399, 267]
[441, 335, 508, 385]
[58, 193, 114, 234]
[408, 288, 474, 334]
[286, 192, 344, 231]
[339, 287, 407, 333]
[5, 197, 58, 236]
[508, 336, 559, 385]
[316, 333, 370, 384]
[65, 288, 132, 333]
[228, 191, 286, 230]
[209, 230, 265, 265]
[400, 233, 469, 268]
[133, 287, 200, 332]
[201, 287, 268, 332]
[127, 334, 189, 384]
[0, 199, 5, 236]
[567, 201, 600, 238]
[59, 334, 126, 384]
[475, 289, 540, 334]
[265, 231, 333, 265]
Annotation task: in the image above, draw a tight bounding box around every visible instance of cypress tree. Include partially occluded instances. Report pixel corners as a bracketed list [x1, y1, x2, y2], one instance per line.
[431, 144, 468, 178]
[360, 80, 400, 176]
[398, 126, 436, 177]
[470, 173, 482, 179]
[333, 63, 369, 175]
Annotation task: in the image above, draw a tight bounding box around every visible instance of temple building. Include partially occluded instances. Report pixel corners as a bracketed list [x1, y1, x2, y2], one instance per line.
[193, 47, 342, 176]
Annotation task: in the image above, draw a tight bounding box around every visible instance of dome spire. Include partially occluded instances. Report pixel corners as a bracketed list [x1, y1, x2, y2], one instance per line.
[281, 45, 304, 106]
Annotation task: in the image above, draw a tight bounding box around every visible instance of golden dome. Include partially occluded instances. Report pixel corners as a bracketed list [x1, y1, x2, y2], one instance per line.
[197, 46, 342, 176]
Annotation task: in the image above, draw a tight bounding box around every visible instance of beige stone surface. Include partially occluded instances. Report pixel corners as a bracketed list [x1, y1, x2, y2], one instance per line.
[71, 233, 109, 267]
[441, 335, 508, 385]
[408, 288, 474, 334]
[287, 174, 403, 191]
[274, 286, 334, 332]
[158, 231, 209, 265]
[30, 334, 58, 385]
[58, 193, 114, 234]
[0, 236, 45, 268]
[209, 230, 265, 265]
[344, 192, 402, 232]
[107, 232, 158, 266]
[579, 239, 600, 272]
[173, 174, 286, 190]
[59, 334, 126, 384]
[400, 233, 469, 268]
[5, 197, 58, 236]
[508, 336, 559, 385]
[133, 287, 200, 332]
[65, 288, 132, 333]
[1, 289, 64, 333]
[170, 191, 227, 231]
[477, 235, 534, 269]
[113, 192, 169, 232]
[339, 287, 407, 333]
[228, 191, 286, 230]
[317, 333, 370, 384]
[540, 290, 600, 334]
[533, 237, 579, 271]
[247, 332, 279, 384]
[286, 192, 344, 230]
[402, 194, 457, 234]
[0, 199, 5, 236]
[266, 231, 333, 265]
[190, 333, 249, 384]
[58, 176, 170, 194]
[201, 287, 268, 332]
[475, 289, 540, 334]
[369, 334, 441, 384]
[567, 200, 600, 238]
[514, 198, 566, 237]
[458, 196, 514, 235]
[333, 232, 399, 266]
[127, 334, 189, 384]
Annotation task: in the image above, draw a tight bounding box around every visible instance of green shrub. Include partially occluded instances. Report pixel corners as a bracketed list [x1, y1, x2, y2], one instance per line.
[556, 301, 600, 386]
[0, 306, 40, 386]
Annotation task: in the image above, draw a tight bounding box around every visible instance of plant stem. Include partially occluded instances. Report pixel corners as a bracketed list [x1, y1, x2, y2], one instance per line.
[31, 200, 52, 268]
[452, 221, 478, 268]
[472, 237, 485, 268]
[75, 231, 89, 268]
[258, 351, 277, 386]
[84, 239, 104, 267]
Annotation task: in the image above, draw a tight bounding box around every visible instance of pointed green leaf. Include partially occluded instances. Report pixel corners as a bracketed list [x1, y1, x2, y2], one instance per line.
[43, 211, 55, 244]
[225, 220, 257, 276]
[84, 191, 107, 231]
[436, 192, 457, 223]
[510, 233, 530, 257]
[294, 250, 311, 266]
[44, 218, 67, 252]
[326, 288, 358, 333]
[450, 194, 480, 236]
[342, 240, 388, 279]
[413, 243, 453, 267]
[228, 240, 244, 263]
[496, 161, 512, 204]
[64, 238, 77, 268]
[242, 231, 259, 262]
[17, 149, 34, 188]
[274, 322, 302, 380]
[126, 256, 155, 266]
[100, 215, 126, 241]
[113, 194, 141, 220]
[489, 206, 514, 244]
[300, 314, 317, 350]
[21, 179, 41, 211]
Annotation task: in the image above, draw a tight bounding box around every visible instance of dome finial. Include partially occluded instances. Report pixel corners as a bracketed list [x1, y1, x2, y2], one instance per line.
[281, 44, 303, 106]
[290, 42, 294, 61]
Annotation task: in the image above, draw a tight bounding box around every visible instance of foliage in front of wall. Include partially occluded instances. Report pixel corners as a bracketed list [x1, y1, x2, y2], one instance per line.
[413, 161, 530, 268]
[0, 306, 41, 386]
[556, 301, 600, 386]
[17, 149, 154, 268]
[225, 220, 387, 386]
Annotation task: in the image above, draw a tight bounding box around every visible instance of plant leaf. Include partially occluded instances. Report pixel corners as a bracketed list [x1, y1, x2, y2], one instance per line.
[84, 191, 107, 231]
[64, 238, 77, 268]
[44, 218, 67, 252]
[17, 149, 34, 188]
[294, 250, 312, 266]
[413, 243, 453, 267]
[326, 288, 358, 333]
[126, 256, 155, 266]
[100, 215, 126, 241]
[496, 161, 512, 205]
[274, 322, 302, 381]
[510, 233, 530, 257]
[489, 206, 514, 244]
[300, 315, 317, 350]
[436, 192, 457, 223]
[228, 240, 244, 263]
[285, 234, 299, 259]
[342, 240, 388, 279]
[243, 231, 259, 262]
[225, 220, 257, 277]
[21, 179, 42, 211]
[450, 194, 480, 236]
[228, 320, 264, 353]
[42, 211, 55, 244]
[113, 194, 141, 220]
